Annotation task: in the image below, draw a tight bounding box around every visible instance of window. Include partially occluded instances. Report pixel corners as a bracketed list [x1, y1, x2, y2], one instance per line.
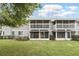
[78, 23, 79, 26]
[30, 32, 39, 38]
[40, 32, 44, 38]
[31, 25, 49, 28]
[42, 25, 49, 28]
[57, 20, 62, 24]
[57, 32, 65, 38]
[67, 32, 71, 38]
[57, 25, 62, 28]
[43, 20, 49, 23]
[30, 20, 36, 23]
[40, 32, 48, 38]
[70, 25, 74, 28]
[37, 25, 42, 28]
[18, 31, 23, 35]
[45, 32, 49, 38]
[12, 31, 14, 36]
[63, 25, 68, 28]
[2, 31, 4, 35]
[0, 31, 2, 36]
[63, 21, 68, 24]
[30, 20, 49, 28]
[37, 20, 42, 23]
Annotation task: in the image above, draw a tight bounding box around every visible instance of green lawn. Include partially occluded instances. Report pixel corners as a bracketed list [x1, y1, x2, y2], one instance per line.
[0, 40, 79, 56]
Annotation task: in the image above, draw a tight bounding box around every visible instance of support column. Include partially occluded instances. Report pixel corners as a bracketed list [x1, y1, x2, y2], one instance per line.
[29, 21, 30, 39]
[49, 21, 51, 40]
[70, 31, 71, 38]
[29, 31, 30, 39]
[65, 30, 67, 40]
[49, 31, 50, 39]
[56, 31, 57, 39]
[75, 21, 78, 35]
[55, 20, 57, 40]
[39, 30, 40, 39]
[75, 21, 76, 31]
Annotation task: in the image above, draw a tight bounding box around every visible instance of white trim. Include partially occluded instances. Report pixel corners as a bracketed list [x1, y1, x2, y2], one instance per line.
[30, 38, 49, 40]
[56, 38, 71, 40]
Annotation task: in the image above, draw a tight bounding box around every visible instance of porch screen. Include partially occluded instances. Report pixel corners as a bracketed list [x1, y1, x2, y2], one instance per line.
[40, 32, 48, 38]
[57, 32, 65, 38]
[30, 32, 39, 38]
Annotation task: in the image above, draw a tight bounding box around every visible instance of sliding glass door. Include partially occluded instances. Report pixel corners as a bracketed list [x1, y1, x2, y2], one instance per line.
[40, 32, 48, 38]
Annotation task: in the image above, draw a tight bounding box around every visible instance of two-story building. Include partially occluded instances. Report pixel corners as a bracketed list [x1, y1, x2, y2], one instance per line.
[29, 18, 79, 40]
[0, 18, 79, 40]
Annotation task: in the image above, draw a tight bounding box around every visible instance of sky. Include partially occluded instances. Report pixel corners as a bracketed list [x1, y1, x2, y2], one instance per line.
[30, 3, 79, 19]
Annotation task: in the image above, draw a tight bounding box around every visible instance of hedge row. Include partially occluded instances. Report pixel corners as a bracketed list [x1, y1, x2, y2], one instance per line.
[0, 36, 29, 41]
[71, 35, 79, 41]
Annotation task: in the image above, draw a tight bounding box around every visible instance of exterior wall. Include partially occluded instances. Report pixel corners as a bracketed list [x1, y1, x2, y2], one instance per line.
[11, 24, 29, 37]
[75, 21, 79, 35]
[1, 24, 29, 37]
[1, 26, 12, 36]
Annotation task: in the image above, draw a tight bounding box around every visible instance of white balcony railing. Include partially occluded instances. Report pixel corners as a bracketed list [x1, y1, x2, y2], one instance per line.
[56, 24, 75, 30]
[50, 24, 75, 30]
[30, 24, 49, 30]
[30, 28, 49, 30]
[30, 23, 76, 30]
[31, 23, 49, 25]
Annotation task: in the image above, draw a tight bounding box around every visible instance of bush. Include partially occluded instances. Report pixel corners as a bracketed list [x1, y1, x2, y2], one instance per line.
[16, 37, 29, 41]
[0, 36, 3, 39]
[0, 36, 14, 39]
[71, 35, 79, 41]
[50, 35, 55, 40]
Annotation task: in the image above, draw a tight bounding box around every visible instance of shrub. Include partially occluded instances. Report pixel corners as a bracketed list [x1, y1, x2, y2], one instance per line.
[50, 35, 55, 40]
[0, 36, 14, 39]
[71, 35, 79, 41]
[0, 36, 3, 39]
[16, 37, 29, 41]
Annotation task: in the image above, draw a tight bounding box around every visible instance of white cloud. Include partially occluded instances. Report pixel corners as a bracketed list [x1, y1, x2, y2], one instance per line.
[68, 6, 78, 11]
[43, 5, 63, 11]
[38, 4, 63, 16]
[39, 12, 47, 16]
[53, 11, 76, 17]
[53, 6, 78, 17]
[38, 5, 78, 17]
[38, 9, 48, 16]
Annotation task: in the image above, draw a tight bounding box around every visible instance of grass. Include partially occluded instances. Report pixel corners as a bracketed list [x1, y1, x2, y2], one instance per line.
[0, 40, 79, 56]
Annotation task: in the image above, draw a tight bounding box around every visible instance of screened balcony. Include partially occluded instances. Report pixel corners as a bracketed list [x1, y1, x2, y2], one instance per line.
[30, 20, 50, 30]
[56, 24, 75, 29]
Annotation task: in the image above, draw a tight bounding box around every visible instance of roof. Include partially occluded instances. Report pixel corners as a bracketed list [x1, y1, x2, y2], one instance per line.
[29, 17, 79, 21]
[29, 17, 51, 20]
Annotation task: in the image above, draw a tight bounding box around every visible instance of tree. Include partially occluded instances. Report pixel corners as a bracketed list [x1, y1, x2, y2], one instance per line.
[0, 3, 39, 27]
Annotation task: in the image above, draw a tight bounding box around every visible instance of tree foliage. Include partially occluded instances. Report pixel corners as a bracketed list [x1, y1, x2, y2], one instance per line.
[0, 3, 39, 27]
